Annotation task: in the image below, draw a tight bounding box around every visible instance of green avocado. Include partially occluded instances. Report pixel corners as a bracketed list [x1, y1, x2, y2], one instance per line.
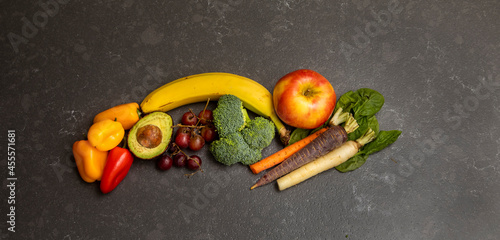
[128, 112, 173, 159]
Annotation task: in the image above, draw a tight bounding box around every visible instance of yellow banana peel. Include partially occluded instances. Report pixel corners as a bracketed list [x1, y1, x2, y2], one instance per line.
[140, 72, 290, 145]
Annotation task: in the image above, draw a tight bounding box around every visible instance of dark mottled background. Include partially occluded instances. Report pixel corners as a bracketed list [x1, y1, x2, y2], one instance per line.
[1, 0, 499, 239]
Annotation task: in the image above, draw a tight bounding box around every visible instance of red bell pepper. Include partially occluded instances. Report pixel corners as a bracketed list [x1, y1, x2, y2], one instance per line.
[100, 146, 134, 194]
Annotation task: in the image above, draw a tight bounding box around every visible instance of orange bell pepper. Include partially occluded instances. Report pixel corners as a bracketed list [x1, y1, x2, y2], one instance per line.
[73, 140, 108, 183]
[93, 102, 140, 130]
[88, 119, 125, 151]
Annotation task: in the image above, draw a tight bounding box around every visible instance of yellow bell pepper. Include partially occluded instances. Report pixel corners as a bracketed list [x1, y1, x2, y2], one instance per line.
[88, 119, 125, 151]
[93, 102, 140, 130]
[73, 140, 108, 183]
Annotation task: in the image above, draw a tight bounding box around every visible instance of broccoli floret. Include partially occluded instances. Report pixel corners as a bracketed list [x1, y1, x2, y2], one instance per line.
[209, 132, 262, 166]
[210, 94, 276, 166]
[241, 117, 275, 149]
[213, 94, 250, 138]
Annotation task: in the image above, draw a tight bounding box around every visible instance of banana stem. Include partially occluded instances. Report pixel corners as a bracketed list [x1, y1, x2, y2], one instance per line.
[271, 114, 290, 145]
[278, 126, 291, 146]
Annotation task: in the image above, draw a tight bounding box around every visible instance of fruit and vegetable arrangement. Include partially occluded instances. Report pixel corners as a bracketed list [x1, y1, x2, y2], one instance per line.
[72, 69, 401, 194]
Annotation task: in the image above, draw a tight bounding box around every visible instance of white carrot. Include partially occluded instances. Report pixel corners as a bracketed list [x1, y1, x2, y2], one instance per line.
[277, 128, 376, 191]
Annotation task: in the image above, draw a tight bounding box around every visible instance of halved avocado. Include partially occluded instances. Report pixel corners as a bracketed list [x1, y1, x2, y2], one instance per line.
[128, 112, 173, 159]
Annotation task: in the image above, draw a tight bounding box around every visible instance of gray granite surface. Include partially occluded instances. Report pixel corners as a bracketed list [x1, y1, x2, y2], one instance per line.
[1, 0, 499, 239]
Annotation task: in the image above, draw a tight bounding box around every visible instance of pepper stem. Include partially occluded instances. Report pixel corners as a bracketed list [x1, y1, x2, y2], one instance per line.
[119, 133, 128, 149]
[137, 108, 142, 118]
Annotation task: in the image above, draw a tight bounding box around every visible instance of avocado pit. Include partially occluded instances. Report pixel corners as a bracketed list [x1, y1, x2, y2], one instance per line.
[136, 124, 162, 148]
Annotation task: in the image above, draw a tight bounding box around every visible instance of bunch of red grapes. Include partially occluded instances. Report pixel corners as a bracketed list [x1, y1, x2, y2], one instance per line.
[157, 109, 217, 173]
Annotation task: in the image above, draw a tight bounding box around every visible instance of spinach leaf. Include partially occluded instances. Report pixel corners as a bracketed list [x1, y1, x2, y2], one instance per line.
[368, 116, 380, 136]
[362, 130, 402, 155]
[288, 128, 312, 145]
[352, 88, 384, 117]
[348, 116, 366, 141]
[336, 130, 401, 172]
[334, 91, 360, 113]
[343, 89, 382, 141]
[335, 153, 368, 172]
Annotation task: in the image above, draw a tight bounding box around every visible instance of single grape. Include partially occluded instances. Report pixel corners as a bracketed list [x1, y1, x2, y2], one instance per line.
[189, 133, 205, 151]
[181, 111, 198, 126]
[173, 153, 187, 167]
[187, 155, 202, 170]
[167, 142, 178, 153]
[175, 127, 191, 148]
[201, 124, 217, 142]
[198, 109, 213, 125]
[157, 154, 173, 171]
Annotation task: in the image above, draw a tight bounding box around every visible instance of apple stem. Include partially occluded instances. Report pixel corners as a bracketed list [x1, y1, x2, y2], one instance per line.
[303, 88, 312, 97]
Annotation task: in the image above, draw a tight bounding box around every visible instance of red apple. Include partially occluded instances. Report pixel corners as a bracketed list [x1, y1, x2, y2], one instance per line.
[273, 69, 336, 129]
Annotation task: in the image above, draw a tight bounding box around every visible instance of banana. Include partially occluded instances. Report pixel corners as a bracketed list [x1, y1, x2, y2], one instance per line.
[140, 72, 290, 144]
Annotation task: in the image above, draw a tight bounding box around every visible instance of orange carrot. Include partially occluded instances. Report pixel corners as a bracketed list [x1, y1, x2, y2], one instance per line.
[249, 128, 328, 174]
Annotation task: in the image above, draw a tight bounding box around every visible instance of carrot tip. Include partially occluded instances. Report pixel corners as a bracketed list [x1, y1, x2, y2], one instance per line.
[250, 184, 258, 190]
